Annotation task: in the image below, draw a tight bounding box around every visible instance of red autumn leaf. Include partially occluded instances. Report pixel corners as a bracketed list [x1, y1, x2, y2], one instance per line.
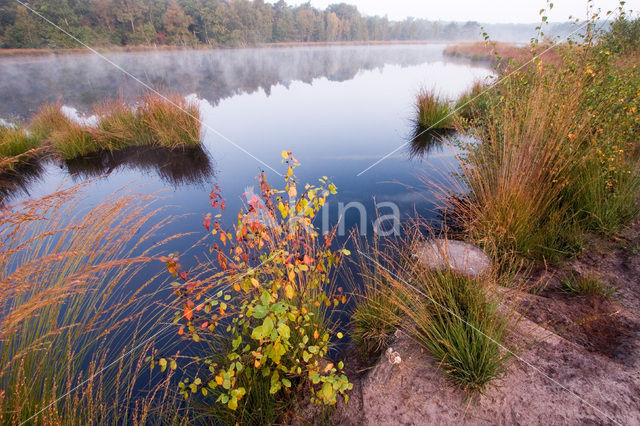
[203, 215, 211, 231]
[201, 321, 209, 329]
[184, 308, 193, 321]
[180, 271, 188, 281]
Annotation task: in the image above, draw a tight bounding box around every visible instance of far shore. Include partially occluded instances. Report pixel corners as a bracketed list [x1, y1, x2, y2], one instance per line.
[0, 39, 487, 59]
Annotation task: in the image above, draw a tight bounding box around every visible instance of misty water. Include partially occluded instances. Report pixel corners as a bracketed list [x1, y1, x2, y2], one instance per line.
[0, 44, 492, 251]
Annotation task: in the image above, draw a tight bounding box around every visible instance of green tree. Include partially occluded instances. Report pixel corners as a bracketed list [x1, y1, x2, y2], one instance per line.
[4, 5, 41, 48]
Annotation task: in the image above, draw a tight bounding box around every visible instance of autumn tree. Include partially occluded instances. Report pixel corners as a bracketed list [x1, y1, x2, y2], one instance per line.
[162, 0, 194, 44]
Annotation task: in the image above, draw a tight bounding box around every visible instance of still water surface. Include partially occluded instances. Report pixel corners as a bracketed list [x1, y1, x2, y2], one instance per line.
[0, 44, 492, 253]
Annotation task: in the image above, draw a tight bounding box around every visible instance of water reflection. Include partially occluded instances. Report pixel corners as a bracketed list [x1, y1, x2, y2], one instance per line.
[0, 159, 46, 204]
[64, 146, 214, 186]
[408, 126, 456, 159]
[1, 44, 457, 120]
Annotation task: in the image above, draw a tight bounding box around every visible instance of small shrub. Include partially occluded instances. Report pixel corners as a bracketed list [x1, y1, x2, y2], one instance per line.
[415, 88, 453, 130]
[160, 152, 352, 423]
[561, 272, 616, 298]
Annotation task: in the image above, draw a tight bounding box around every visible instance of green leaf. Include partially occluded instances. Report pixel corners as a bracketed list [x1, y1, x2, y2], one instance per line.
[277, 323, 291, 339]
[253, 304, 268, 319]
[260, 291, 272, 306]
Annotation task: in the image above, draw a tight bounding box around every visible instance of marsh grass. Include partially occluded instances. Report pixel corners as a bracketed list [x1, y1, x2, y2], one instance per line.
[415, 88, 454, 130]
[136, 95, 201, 149]
[352, 228, 512, 392]
[0, 182, 190, 424]
[92, 101, 149, 150]
[454, 80, 491, 122]
[0, 124, 39, 159]
[0, 94, 202, 168]
[445, 25, 640, 265]
[448, 71, 595, 261]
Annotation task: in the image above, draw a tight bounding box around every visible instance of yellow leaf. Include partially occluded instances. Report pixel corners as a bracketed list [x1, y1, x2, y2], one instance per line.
[284, 284, 295, 299]
[250, 278, 260, 288]
[281, 150, 289, 159]
[215, 375, 224, 386]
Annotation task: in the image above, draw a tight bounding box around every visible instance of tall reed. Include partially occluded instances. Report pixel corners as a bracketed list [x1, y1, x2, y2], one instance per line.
[0, 182, 188, 424]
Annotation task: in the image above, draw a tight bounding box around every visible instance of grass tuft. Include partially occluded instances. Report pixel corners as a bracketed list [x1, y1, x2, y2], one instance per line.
[454, 80, 491, 122]
[352, 229, 510, 392]
[415, 88, 454, 130]
[561, 272, 616, 299]
[137, 95, 201, 149]
[0, 123, 41, 168]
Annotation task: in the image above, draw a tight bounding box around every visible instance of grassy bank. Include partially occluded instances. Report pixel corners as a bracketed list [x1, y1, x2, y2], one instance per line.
[0, 94, 201, 171]
[351, 13, 640, 400]
[443, 41, 562, 68]
[446, 18, 640, 263]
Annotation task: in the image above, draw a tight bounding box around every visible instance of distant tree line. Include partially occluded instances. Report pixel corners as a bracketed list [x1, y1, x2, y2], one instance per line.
[0, 0, 502, 48]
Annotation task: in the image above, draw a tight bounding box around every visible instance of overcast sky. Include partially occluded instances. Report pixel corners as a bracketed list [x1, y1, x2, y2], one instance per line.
[285, 0, 637, 24]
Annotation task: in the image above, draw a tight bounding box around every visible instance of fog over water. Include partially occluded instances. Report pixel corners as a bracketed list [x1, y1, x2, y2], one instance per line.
[0, 44, 476, 120]
[0, 44, 493, 244]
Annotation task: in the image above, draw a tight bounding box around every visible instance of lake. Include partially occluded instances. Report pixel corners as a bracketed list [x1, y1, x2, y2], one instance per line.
[0, 44, 492, 256]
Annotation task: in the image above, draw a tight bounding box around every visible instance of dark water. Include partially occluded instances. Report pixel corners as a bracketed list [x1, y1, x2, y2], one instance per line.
[0, 44, 492, 251]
